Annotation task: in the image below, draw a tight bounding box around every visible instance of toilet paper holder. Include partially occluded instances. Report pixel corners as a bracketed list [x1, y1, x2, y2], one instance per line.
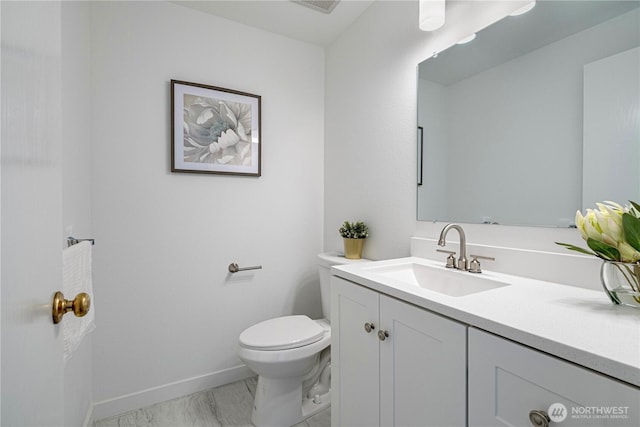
[67, 237, 95, 247]
[228, 263, 262, 273]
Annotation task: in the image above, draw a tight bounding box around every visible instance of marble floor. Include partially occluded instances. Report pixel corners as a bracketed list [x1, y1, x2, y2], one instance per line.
[94, 377, 330, 427]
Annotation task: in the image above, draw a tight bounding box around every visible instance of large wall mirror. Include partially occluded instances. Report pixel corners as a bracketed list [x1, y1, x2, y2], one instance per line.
[417, 1, 639, 227]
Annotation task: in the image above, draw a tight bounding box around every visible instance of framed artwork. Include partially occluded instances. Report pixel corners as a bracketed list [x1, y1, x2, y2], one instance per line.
[171, 80, 261, 176]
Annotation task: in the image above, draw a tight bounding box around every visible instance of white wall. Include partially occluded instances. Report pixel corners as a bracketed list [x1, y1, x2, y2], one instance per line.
[90, 1, 324, 418]
[326, 1, 588, 263]
[583, 46, 640, 208]
[417, 79, 447, 221]
[62, 3, 93, 426]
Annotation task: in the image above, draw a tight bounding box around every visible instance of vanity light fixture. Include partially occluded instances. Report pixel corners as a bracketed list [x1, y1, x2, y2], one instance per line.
[509, 1, 536, 16]
[419, 0, 446, 31]
[456, 33, 476, 44]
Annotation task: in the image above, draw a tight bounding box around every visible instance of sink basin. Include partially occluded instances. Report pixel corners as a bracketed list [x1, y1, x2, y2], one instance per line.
[363, 262, 509, 297]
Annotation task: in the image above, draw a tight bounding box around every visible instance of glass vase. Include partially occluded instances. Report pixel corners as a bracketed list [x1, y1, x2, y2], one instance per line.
[600, 260, 640, 308]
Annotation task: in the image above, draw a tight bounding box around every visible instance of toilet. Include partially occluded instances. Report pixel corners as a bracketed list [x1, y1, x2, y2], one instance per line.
[237, 252, 367, 427]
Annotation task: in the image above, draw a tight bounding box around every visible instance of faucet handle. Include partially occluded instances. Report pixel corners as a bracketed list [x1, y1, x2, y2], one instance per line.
[469, 254, 495, 274]
[436, 249, 457, 269]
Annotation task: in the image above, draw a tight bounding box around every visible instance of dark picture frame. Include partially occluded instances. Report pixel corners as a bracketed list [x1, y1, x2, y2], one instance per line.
[171, 80, 261, 176]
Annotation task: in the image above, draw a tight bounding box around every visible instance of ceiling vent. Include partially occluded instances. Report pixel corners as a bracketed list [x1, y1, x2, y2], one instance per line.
[292, 0, 340, 14]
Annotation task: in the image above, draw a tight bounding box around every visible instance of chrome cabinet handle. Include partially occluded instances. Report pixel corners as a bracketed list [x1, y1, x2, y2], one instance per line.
[364, 322, 375, 333]
[378, 330, 389, 341]
[529, 410, 550, 427]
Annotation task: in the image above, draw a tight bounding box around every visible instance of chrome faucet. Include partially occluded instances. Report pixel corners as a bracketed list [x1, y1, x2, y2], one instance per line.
[438, 224, 469, 271]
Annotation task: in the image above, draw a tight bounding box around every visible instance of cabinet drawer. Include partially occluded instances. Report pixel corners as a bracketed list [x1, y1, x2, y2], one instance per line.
[468, 328, 640, 427]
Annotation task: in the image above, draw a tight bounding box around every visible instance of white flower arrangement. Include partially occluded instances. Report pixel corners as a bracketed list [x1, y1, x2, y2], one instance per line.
[557, 200, 640, 262]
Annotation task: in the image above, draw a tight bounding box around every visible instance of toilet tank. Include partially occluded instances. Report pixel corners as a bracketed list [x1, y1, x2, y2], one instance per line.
[317, 252, 369, 321]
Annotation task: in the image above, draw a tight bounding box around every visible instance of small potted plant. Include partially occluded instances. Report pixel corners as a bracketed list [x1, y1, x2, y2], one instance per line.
[339, 220, 369, 259]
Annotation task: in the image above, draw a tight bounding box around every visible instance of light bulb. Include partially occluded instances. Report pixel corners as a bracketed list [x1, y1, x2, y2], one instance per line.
[419, 0, 446, 31]
[510, 1, 536, 17]
[456, 33, 476, 44]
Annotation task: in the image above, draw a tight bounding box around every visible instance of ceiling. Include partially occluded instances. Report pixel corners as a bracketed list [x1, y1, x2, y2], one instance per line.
[171, 0, 375, 47]
[419, 0, 640, 85]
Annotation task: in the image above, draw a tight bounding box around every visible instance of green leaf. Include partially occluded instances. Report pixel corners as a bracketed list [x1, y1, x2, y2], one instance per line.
[586, 238, 620, 261]
[622, 212, 640, 251]
[555, 242, 596, 256]
[630, 200, 640, 216]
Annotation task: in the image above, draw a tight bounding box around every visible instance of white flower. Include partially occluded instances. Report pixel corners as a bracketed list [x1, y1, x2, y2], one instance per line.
[575, 202, 624, 248]
[618, 242, 640, 262]
[218, 129, 240, 148]
[182, 95, 252, 165]
[209, 142, 221, 154]
[569, 200, 640, 263]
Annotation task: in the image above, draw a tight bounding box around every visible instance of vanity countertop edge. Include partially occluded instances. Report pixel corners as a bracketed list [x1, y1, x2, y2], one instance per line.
[332, 257, 640, 388]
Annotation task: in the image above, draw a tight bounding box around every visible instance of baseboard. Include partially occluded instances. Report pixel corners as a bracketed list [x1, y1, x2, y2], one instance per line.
[92, 364, 254, 421]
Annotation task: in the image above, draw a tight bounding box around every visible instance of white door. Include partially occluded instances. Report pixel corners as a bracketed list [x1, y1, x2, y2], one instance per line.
[1, 1, 65, 425]
[331, 277, 380, 427]
[379, 295, 467, 427]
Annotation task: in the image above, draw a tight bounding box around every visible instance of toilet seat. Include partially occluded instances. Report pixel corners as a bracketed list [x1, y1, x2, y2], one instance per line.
[239, 315, 325, 351]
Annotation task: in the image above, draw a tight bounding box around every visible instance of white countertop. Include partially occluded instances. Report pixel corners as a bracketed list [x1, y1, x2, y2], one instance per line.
[332, 257, 640, 387]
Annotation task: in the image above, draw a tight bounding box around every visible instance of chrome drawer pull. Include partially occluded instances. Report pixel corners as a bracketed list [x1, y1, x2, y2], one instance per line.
[378, 330, 389, 341]
[529, 410, 550, 427]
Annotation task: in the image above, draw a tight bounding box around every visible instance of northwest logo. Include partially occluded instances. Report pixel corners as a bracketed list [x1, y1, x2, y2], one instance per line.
[548, 403, 568, 422]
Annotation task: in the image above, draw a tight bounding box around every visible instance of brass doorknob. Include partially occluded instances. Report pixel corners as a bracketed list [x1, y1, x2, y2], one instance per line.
[52, 291, 91, 324]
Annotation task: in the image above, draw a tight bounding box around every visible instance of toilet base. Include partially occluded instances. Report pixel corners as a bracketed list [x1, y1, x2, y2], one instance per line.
[251, 376, 330, 427]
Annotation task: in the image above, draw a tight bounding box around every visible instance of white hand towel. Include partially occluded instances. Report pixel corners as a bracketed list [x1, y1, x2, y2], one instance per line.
[62, 240, 95, 362]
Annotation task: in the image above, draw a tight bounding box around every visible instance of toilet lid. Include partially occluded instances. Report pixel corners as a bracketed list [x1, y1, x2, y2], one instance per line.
[239, 315, 325, 351]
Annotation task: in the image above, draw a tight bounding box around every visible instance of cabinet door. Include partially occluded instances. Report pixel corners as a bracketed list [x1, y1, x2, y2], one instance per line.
[469, 328, 640, 427]
[331, 277, 380, 427]
[380, 296, 467, 427]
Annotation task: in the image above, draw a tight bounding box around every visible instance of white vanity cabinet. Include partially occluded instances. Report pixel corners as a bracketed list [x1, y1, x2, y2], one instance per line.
[468, 328, 640, 427]
[332, 256, 640, 427]
[331, 276, 467, 427]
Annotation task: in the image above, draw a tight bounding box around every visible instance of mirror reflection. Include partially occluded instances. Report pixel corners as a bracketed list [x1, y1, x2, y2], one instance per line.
[417, 1, 639, 227]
